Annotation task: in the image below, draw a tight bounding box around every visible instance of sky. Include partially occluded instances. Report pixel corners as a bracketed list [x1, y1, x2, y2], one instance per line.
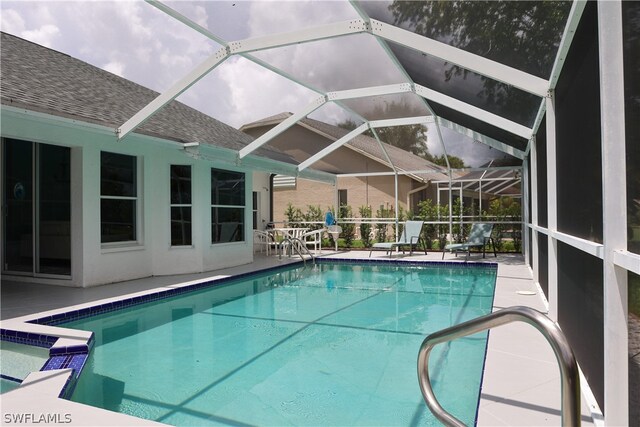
[0, 0, 507, 167]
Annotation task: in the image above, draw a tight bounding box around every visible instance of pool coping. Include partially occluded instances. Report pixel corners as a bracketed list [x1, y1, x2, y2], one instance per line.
[0, 257, 498, 425]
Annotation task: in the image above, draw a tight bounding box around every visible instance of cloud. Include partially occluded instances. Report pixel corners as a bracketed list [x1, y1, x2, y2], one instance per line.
[1, 8, 25, 33]
[103, 61, 125, 77]
[1, 7, 59, 47]
[20, 23, 60, 47]
[212, 56, 317, 127]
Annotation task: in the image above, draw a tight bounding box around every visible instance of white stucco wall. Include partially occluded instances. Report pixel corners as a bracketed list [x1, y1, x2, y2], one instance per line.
[1, 107, 260, 287]
[252, 172, 271, 230]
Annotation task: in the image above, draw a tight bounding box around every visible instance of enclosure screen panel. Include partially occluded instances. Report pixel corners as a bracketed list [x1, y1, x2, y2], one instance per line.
[535, 118, 548, 228]
[557, 241, 604, 411]
[387, 41, 541, 128]
[252, 33, 406, 93]
[537, 233, 548, 299]
[428, 101, 529, 152]
[357, 1, 571, 79]
[624, 1, 640, 255]
[555, 2, 602, 244]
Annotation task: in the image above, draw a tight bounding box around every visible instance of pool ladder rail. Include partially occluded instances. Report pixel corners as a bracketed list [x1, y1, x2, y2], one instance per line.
[278, 237, 314, 265]
[417, 306, 581, 427]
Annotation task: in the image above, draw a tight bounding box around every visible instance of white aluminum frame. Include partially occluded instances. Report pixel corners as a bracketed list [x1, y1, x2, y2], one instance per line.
[298, 122, 369, 171]
[122, 1, 543, 156]
[118, 47, 230, 140]
[238, 95, 326, 159]
[597, 2, 628, 424]
[545, 90, 558, 322]
[530, 136, 540, 286]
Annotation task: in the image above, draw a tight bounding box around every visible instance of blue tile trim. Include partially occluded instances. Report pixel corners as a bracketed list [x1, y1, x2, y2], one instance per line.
[27, 259, 495, 327]
[40, 354, 88, 399]
[0, 329, 57, 348]
[1, 373, 22, 383]
[49, 344, 90, 355]
[315, 257, 498, 269]
[29, 261, 307, 326]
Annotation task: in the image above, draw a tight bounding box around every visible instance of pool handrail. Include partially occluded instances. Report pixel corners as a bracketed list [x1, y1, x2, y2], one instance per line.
[417, 306, 581, 427]
[278, 236, 314, 264]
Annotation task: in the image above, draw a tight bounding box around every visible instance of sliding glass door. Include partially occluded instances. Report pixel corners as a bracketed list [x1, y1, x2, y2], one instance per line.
[2, 138, 71, 277]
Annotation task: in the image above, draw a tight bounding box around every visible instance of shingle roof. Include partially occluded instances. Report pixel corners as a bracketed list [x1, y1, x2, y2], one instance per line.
[242, 112, 449, 182]
[0, 32, 295, 165]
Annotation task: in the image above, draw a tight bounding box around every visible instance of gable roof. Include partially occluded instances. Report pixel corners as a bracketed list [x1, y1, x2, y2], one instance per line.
[241, 112, 449, 182]
[0, 32, 295, 165]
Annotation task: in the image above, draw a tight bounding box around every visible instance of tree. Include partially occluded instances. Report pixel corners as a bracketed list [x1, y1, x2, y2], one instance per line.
[431, 154, 465, 169]
[389, 1, 571, 123]
[338, 99, 431, 159]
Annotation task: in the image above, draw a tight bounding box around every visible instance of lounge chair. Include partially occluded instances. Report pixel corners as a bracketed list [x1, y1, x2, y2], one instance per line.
[369, 220, 426, 257]
[442, 223, 497, 261]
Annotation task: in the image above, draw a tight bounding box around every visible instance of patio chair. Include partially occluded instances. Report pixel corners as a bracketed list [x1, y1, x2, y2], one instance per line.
[442, 223, 497, 261]
[369, 220, 426, 257]
[301, 228, 326, 254]
[253, 230, 276, 256]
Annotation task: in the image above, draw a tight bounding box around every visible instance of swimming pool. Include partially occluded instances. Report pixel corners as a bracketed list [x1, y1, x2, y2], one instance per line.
[64, 261, 496, 426]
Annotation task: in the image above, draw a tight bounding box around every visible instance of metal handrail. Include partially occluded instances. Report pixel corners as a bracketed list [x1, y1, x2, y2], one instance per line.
[417, 306, 580, 427]
[278, 237, 314, 264]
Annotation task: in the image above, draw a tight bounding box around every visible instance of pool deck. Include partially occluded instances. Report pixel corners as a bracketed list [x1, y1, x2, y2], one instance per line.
[1, 250, 601, 426]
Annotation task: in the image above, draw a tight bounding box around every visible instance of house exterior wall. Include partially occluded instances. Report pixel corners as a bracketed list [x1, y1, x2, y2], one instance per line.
[273, 175, 416, 225]
[243, 125, 393, 175]
[1, 107, 263, 287]
[247, 123, 428, 227]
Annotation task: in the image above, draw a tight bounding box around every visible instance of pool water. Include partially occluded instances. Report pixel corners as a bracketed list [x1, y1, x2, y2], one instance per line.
[66, 262, 496, 426]
[0, 340, 49, 394]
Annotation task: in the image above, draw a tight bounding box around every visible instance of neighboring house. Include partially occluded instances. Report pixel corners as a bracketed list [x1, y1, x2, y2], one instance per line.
[0, 33, 332, 287]
[240, 113, 449, 224]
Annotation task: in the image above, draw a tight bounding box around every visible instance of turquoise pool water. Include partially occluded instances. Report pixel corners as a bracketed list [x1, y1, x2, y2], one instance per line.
[0, 340, 49, 394]
[66, 262, 496, 426]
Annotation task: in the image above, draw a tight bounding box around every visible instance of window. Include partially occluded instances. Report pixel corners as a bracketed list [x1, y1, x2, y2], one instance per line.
[170, 165, 192, 246]
[338, 189, 348, 206]
[101, 152, 137, 243]
[252, 191, 259, 230]
[211, 169, 245, 243]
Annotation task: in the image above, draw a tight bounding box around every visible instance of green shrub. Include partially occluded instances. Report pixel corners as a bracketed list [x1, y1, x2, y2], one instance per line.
[284, 203, 303, 226]
[304, 205, 323, 231]
[359, 205, 373, 248]
[375, 205, 392, 242]
[339, 204, 355, 247]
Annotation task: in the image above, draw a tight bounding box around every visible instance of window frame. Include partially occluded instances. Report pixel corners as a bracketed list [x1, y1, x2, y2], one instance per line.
[210, 168, 246, 245]
[100, 151, 141, 247]
[170, 164, 193, 247]
[252, 191, 259, 230]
